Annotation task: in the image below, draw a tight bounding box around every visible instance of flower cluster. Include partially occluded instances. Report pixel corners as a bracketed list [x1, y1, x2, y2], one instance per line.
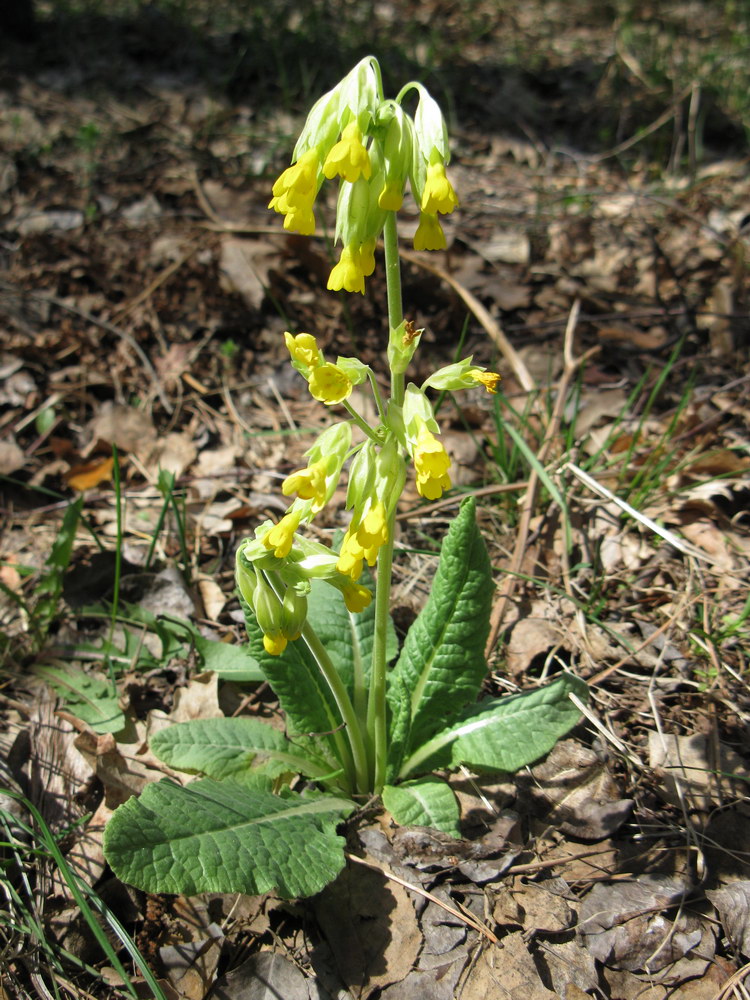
[268, 56, 458, 294]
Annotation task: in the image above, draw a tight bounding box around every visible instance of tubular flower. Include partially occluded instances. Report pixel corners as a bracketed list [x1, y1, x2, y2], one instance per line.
[337, 528, 365, 581]
[420, 160, 458, 215]
[413, 212, 446, 251]
[263, 509, 303, 559]
[413, 425, 452, 500]
[323, 121, 372, 183]
[359, 238, 377, 277]
[327, 244, 366, 294]
[358, 501, 388, 552]
[264, 633, 288, 656]
[282, 457, 329, 509]
[269, 149, 320, 235]
[468, 369, 501, 394]
[378, 179, 404, 211]
[341, 580, 372, 613]
[284, 332, 321, 373]
[308, 363, 353, 404]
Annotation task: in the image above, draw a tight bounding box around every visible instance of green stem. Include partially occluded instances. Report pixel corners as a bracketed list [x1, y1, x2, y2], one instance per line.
[342, 400, 382, 442]
[299, 618, 371, 795]
[366, 210, 405, 793]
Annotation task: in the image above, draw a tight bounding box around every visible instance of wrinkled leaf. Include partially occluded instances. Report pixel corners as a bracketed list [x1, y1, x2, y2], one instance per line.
[400, 674, 587, 777]
[35, 664, 125, 734]
[150, 716, 331, 780]
[389, 497, 493, 753]
[383, 778, 460, 836]
[104, 776, 354, 898]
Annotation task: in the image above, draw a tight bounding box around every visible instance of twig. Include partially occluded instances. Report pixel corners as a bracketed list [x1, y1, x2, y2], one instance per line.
[345, 852, 499, 944]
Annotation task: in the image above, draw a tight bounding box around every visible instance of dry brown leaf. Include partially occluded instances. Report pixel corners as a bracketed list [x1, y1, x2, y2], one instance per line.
[493, 879, 574, 934]
[648, 731, 749, 813]
[86, 401, 157, 457]
[314, 861, 421, 998]
[506, 618, 566, 677]
[579, 875, 699, 972]
[0, 437, 24, 475]
[706, 882, 750, 958]
[65, 455, 115, 491]
[460, 933, 558, 999]
[219, 237, 275, 310]
[517, 740, 633, 840]
[170, 672, 223, 723]
[212, 951, 330, 1000]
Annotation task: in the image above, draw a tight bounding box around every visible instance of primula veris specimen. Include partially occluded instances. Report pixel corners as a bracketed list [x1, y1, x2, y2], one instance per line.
[103, 56, 587, 906]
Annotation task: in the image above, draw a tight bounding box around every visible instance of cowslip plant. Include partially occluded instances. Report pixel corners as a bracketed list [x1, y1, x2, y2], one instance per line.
[103, 57, 587, 900]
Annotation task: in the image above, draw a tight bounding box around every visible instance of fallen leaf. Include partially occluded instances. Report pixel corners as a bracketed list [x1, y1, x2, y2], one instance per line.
[65, 455, 115, 491]
[706, 882, 750, 958]
[460, 933, 557, 998]
[212, 951, 331, 1000]
[0, 438, 24, 475]
[314, 860, 421, 998]
[579, 875, 699, 972]
[517, 740, 633, 840]
[648, 731, 749, 813]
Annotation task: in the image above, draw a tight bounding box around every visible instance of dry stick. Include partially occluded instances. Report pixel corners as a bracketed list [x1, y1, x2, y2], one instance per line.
[398, 246, 536, 394]
[345, 852, 499, 944]
[485, 302, 599, 656]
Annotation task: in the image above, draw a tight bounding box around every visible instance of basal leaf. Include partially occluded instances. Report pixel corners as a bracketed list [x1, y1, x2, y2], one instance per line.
[400, 673, 588, 778]
[103, 777, 354, 898]
[239, 593, 345, 767]
[36, 664, 125, 734]
[150, 717, 331, 780]
[385, 672, 411, 783]
[382, 777, 460, 836]
[305, 576, 396, 697]
[193, 634, 263, 682]
[388, 497, 492, 752]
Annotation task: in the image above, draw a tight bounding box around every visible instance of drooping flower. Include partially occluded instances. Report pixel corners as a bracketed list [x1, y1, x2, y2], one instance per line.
[308, 363, 353, 405]
[269, 149, 320, 235]
[420, 160, 458, 215]
[378, 179, 404, 211]
[336, 528, 365, 581]
[262, 509, 303, 558]
[340, 580, 372, 613]
[468, 369, 501, 394]
[413, 424, 451, 500]
[357, 501, 388, 552]
[359, 238, 377, 277]
[284, 332, 321, 373]
[263, 633, 288, 656]
[323, 121, 372, 183]
[327, 244, 366, 294]
[282, 457, 329, 509]
[413, 212, 446, 251]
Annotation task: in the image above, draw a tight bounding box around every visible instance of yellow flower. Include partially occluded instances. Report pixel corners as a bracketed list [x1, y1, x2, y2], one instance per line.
[327, 244, 366, 294]
[413, 426, 452, 500]
[341, 581, 372, 613]
[263, 509, 303, 558]
[420, 161, 458, 215]
[308, 363, 353, 405]
[357, 501, 388, 552]
[284, 332, 321, 372]
[263, 633, 288, 656]
[282, 457, 329, 508]
[337, 528, 364, 580]
[359, 238, 376, 277]
[269, 149, 319, 234]
[378, 179, 403, 211]
[469, 369, 501, 394]
[323, 121, 372, 183]
[413, 212, 446, 251]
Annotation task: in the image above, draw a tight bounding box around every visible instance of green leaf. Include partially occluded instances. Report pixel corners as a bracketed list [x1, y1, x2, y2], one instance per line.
[385, 672, 411, 783]
[388, 497, 492, 752]
[150, 717, 331, 780]
[305, 576, 397, 695]
[36, 498, 82, 627]
[36, 664, 125, 734]
[400, 674, 588, 778]
[382, 777, 460, 836]
[192, 634, 263, 682]
[103, 777, 354, 898]
[239, 592, 343, 757]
